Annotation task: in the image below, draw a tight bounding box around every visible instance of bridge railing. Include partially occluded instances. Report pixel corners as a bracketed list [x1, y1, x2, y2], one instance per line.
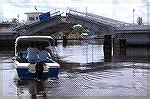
[68, 9, 130, 27]
[51, 10, 61, 17]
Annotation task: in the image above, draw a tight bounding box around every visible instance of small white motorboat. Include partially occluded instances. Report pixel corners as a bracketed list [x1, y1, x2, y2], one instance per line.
[12, 36, 60, 79]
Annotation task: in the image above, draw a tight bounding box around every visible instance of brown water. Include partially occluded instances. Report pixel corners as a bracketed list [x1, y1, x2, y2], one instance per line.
[1, 43, 150, 98]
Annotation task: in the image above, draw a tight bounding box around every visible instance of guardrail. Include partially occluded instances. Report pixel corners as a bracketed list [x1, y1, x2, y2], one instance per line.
[51, 11, 61, 17]
[68, 9, 130, 27]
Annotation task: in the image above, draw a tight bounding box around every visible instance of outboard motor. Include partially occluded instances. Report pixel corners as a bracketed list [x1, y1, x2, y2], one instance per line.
[35, 62, 44, 80]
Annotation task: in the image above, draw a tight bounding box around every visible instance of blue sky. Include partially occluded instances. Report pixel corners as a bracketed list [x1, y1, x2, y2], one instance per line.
[1, 0, 150, 24]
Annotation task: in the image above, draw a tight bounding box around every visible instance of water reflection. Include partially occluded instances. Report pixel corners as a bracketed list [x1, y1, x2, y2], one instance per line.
[55, 44, 104, 63]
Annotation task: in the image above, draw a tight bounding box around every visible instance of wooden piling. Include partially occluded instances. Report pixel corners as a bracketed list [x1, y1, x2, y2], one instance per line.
[113, 37, 127, 62]
[63, 36, 67, 47]
[103, 35, 112, 48]
[103, 35, 112, 62]
[54, 38, 57, 46]
[119, 38, 126, 48]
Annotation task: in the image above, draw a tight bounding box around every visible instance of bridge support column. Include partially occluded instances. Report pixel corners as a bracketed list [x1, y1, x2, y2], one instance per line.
[103, 35, 112, 62]
[113, 37, 127, 62]
[119, 38, 126, 56]
[119, 38, 126, 48]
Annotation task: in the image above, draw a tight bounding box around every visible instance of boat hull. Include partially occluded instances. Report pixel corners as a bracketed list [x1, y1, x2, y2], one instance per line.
[16, 68, 60, 79]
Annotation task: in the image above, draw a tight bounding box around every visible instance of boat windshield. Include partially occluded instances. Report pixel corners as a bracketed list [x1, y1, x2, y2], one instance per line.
[16, 51, 54, 63]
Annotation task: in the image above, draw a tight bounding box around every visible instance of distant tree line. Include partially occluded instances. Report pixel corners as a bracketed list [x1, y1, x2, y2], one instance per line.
[2, 18, 18, 24]
[137, 17, 143, 25]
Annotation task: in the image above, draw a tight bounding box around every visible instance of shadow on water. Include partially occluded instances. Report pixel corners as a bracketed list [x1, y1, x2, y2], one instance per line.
[14, 79, 49, 98]
[57, 60, 120, 74]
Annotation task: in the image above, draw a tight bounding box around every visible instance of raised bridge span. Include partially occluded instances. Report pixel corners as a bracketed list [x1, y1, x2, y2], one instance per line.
[14, 9, 131, 36]
[2, 9, 148, 45]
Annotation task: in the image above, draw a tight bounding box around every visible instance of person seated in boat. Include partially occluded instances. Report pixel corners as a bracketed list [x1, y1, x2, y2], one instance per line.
[26, 42, 38, 64]
[38, 46, 52, 64]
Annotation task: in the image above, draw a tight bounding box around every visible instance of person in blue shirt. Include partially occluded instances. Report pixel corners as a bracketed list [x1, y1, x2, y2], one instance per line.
[26, 42, 38, 64]
[38, 46, 51, 64]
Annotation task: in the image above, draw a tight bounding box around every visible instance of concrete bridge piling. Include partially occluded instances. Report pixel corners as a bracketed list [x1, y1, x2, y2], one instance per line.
[103, 35, 112, 62]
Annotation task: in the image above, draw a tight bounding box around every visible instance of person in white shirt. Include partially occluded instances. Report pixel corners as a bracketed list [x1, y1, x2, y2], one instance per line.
[26, 43, 38, 63]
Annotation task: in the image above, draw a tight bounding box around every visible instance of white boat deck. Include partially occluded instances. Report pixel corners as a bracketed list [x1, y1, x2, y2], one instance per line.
[15, 61, 60, 68]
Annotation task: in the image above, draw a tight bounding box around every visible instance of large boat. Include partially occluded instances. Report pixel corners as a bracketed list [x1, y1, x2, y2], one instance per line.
[12, 36, 60, 80]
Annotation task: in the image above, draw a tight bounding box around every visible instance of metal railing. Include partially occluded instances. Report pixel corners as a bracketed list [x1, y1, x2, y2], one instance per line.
[68, 9, 131, 27]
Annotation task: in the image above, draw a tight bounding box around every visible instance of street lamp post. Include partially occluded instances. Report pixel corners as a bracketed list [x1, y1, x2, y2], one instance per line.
[85, 7, 87, 15]
[132, 9, 135, 71]
[133, 9, 135, 33]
